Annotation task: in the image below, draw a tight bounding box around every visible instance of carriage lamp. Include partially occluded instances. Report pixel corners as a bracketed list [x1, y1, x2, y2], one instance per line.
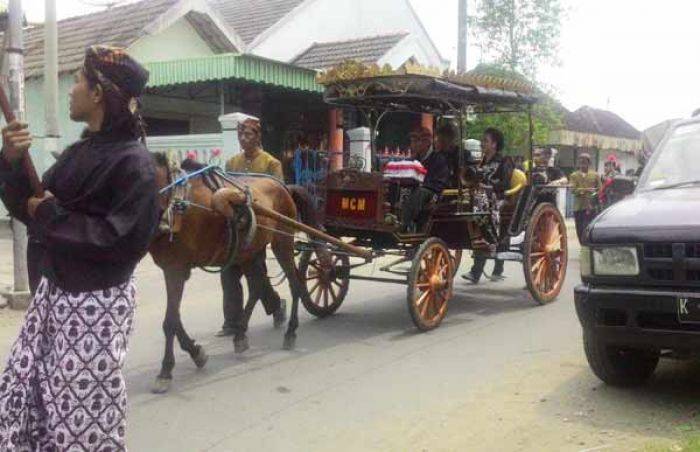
[591, 247, 640, 276]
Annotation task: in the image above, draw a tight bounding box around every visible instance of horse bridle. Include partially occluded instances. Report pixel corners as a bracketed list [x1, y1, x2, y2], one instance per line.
[158, 162, 259, 272]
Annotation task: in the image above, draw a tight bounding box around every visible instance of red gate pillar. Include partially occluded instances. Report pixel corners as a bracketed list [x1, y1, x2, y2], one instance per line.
[329, 108, 344, 171]
[421, 113, 434, 132]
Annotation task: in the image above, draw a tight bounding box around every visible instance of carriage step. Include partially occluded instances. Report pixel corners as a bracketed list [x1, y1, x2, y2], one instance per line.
[495, 252, 523, 262]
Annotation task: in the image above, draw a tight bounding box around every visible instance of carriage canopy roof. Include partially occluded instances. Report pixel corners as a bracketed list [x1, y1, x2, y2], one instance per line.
[322, 74, 538, 114]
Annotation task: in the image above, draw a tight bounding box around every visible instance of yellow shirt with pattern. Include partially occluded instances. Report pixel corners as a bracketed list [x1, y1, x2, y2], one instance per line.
[225, 150, 283, 179]
[570, 170, 601, 211]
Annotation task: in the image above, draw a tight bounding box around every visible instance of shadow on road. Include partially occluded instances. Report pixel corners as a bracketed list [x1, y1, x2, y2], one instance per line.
[127, 275, 544, 397]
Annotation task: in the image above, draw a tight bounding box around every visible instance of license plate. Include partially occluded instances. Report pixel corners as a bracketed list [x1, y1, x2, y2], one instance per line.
[678, 297, 700, 323]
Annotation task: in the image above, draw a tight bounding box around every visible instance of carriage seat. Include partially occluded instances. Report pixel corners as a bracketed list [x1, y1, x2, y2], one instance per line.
[501, 168, 528, 226]
[505, 169, 527, 198]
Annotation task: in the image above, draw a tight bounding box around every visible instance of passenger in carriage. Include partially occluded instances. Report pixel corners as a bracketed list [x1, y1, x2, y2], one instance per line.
[435, 123, 474, 186]
[531, 147, 568, 186]
[401, 126, 451, 232]
[462, 127, 514, 284]
[217, 118, 286, 341]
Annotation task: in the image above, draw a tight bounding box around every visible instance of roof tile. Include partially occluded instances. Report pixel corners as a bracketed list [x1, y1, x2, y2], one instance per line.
[22, 0, 178, 78]
[292, 33, 409, 70]
[207, 0, 306, 45]
[565, 106, 641, 140]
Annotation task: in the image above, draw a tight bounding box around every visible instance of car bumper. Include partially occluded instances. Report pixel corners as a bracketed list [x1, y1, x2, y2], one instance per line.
[574, 284, 700, 350]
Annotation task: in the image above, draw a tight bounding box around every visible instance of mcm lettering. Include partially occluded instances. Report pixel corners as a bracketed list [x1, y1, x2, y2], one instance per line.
[341, 197, 366, 212]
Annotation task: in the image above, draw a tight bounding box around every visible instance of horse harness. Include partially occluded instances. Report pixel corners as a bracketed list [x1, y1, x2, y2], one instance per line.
[159, 163, 258, 273]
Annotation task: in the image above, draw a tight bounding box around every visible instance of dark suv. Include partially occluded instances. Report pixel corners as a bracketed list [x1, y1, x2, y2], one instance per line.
[575, 117, 700, 386]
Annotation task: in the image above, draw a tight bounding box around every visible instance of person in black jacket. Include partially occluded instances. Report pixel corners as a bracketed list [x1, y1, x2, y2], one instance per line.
[436, 123, 473, 186]
[401, 126, 450, 232]
[0, 46, 159, 450]
[462, 128, 513, 283]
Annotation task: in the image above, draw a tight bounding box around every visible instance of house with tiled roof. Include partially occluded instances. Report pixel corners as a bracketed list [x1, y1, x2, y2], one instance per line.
[19, 0, 446, 176]
[209, 0, 446, 68]
[549, 106, 643, 174]
[19, 0, 250, 170]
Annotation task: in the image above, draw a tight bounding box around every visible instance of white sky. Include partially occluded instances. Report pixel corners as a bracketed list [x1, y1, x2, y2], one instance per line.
[23, 0, 700, 130]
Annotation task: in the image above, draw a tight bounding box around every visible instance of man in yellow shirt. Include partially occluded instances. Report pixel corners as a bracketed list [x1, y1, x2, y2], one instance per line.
[569, 153, 601, 244]
[218, 118, 286, 348]
[226, 118, 283, 178]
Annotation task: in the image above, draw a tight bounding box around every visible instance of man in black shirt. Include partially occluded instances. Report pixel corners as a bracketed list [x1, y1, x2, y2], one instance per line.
[436, 123, 472, 186]
[401, 127, 450, 232]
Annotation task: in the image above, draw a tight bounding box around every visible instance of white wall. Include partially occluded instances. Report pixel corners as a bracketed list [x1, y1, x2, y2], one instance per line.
[129, 17, 217, 62]
[379, 35, 438, 69]
[250, 0, 446, 68]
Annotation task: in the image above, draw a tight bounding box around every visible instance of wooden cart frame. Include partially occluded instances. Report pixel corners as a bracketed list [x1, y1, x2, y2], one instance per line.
[294, 73, 568, 331]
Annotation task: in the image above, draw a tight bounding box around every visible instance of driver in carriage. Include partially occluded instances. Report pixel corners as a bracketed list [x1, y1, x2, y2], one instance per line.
[401, 126, 451, 232]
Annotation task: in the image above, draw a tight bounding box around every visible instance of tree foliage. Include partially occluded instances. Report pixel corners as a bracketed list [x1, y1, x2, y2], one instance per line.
[466, 0, 565, 154]
[467, 95, 564, 157]
[469, 0, 563, 81]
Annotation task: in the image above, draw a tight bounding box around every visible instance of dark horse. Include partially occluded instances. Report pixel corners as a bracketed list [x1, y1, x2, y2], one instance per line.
[149, 155, 316, 393]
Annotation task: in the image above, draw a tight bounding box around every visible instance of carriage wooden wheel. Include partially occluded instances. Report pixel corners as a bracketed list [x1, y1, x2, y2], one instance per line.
[523, 203, 568, 305]
[407, 238, 454, 331]
[299, 249, 350, 317]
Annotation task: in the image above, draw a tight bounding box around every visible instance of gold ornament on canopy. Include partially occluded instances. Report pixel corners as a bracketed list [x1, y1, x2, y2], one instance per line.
[317, 60, 534, 95]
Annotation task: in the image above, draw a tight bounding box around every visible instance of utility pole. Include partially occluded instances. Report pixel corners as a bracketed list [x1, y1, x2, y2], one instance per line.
[44, 0, 59, 160]
[457, 0, 468, 72]
[4, 0, 29, 308]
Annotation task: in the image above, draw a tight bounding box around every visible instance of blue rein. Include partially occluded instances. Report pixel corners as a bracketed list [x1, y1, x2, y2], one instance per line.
[159, 164, 219, 194]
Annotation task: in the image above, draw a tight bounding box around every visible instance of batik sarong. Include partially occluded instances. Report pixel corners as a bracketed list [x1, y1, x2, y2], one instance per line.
[0, 276, 136, 451]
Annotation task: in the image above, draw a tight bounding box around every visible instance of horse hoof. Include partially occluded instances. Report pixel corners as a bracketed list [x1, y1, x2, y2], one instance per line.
[152, 377, 172, 394]
[234, 336, 250, 354]
[273, 299, 287, 329]
[283, 334, 296, 351]
[193, 347, 209, 369]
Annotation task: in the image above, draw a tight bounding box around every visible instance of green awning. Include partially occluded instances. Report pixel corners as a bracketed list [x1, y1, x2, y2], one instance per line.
[144, 53, 323, 93]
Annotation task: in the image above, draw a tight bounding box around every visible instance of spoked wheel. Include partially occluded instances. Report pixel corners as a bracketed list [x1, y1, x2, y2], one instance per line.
[299, 249, 350, 318]
[407, 238, 454, 331]
[523, 203, 568, 304]
[449, 250, 462, 277]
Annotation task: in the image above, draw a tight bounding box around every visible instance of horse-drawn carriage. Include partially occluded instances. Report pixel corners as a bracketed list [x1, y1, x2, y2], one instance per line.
[295, 71, 569, 331]
[149, 69, 569, 392]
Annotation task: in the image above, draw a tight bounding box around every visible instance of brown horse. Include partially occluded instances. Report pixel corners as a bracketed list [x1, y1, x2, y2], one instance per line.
[149, 155, 315, 394]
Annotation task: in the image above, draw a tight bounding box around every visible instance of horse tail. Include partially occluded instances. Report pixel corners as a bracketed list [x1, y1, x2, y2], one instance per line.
[287, 184, 320, 229]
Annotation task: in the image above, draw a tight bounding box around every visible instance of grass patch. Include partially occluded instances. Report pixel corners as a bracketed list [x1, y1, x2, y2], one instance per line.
[643, 435, 700, 452]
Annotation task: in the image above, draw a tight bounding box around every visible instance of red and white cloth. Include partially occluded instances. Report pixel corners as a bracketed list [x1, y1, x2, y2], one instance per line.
[383, 160, 427, 182]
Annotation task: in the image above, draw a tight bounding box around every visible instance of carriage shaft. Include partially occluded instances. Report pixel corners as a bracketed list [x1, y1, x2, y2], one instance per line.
[252, 203, 374, 260]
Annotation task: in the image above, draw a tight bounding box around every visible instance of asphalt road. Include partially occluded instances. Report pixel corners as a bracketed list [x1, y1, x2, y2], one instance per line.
[1, 245, 699, 451]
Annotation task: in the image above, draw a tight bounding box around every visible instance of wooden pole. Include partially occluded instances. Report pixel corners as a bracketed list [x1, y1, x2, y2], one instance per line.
[0, 86, 43, 197]
[251, 202, 373, 260]
[4, 0, 32, 306]
[328, 108, 343, 171]
[44, 0, 60, 161]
